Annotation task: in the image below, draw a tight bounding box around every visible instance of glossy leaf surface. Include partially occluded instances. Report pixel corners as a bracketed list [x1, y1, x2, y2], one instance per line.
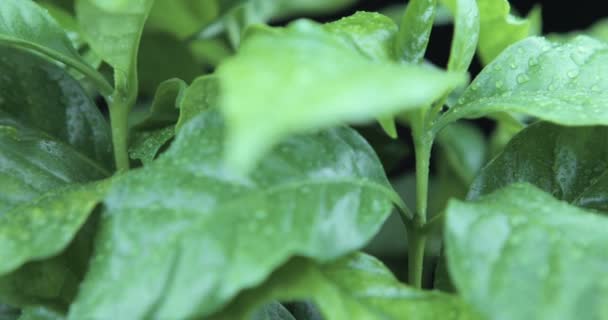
[438, 36, 608, 129]
[214, 253, 480, 320]
[0, 47, 112, 214]
[217, 18, 466, 171]
[446, 184, 608, 320]
[441, 0, 479, 72]
[75, 0, 154, 93]
[0, 48, 110, 308]
[470, 122, 608, 212]
[394, 0, 437, 63]
[324, 12, 398, 62]
[69, 110, 400, 319]
[0, 0, 111, 94]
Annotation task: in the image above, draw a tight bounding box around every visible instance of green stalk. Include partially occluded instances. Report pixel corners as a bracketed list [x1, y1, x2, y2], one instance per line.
[108, 94, 131, 172]
[406, 110, 434, 288]
[406, 224, 427, 288]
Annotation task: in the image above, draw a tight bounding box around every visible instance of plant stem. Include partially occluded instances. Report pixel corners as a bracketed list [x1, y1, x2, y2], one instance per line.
[406, 223, 427, 288]
[406, 110, 434, 288]
[413, 133, 432, 224]
[108, 96, 130, 172]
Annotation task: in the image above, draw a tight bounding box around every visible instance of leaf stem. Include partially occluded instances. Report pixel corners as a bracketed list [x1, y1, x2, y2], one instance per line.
[108, 94, 131, 172]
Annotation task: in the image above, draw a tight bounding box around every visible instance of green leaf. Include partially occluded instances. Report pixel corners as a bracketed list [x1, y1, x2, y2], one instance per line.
[18, 307, 64, 320]
[0, 211, 101, 310]
[441, 0, 480, 72]
[470, 122, 608, 212]
[394, 0, 437, 63]
[176, 76, 219, 131]
[446, 183, 608, 320]
[0, 0, 111, 95]
[137, 33, 200, 96]
[213, 253, 480, 320]
[325, 12, 398, 62]
[477, 0, 533, 65]
[217, 18, 466, 172]
[436, 36, 608, 130]
[133, 78, 186, 130]
[251, 302, 295, 320]
[69, 110, 401, 319]
[0, 182, 107, 276]
[0, 47, 112, 213]
[128, 126, 174, 166]
[36, 2, 82, 49]
[436, 122, 486, 184]
[325, 12, 403, 138]
[146, 0, 219, 39]
[75, 0, 154, 98]
[0, 48, 110, 307]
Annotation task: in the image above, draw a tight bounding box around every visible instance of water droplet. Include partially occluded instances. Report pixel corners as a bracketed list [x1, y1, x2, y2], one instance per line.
[516, 74, 530, 84]
[567, 70, 579, 78]
[528, 57, 539, 66]
[495, 80, 504, 89]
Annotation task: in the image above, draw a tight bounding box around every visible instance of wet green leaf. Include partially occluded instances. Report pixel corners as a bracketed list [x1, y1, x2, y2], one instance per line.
[394, 0, 437, 64]
[75, 0, 154, 97]
[69, 110, 401, 319]
[437, 36, 608, 130]
[213, 253, 480, 320]
[129, 126, 174, 166]
[446, 184, 608, 320]
[0, 47, 110, 308]
[325, 12, 398, 62]
[0, 47, 112, 213]
[470, 122, 608, 212]
[0, 0, 111, 95]
[217, 18, 466, 172]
